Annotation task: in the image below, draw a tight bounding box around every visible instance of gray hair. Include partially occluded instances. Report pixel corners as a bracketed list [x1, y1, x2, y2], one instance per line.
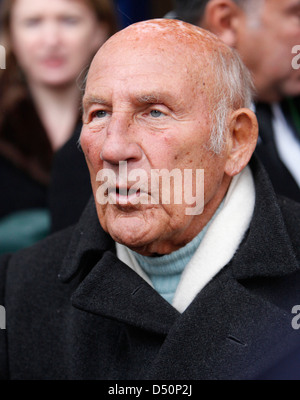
[169, 1, 256, 153]
[208, 46, 254, 154]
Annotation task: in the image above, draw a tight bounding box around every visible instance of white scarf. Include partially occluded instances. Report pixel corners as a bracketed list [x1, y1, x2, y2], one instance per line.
[117, 166, 255, 313]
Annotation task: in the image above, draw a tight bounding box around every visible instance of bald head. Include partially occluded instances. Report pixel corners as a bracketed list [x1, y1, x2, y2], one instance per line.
[87, 19, 253, 153]
[103, 17, 216, 42]
[94, 18, 227, 73]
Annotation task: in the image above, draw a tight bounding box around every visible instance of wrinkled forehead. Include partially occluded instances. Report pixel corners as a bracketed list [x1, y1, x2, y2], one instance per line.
[88, 19, 224, 80]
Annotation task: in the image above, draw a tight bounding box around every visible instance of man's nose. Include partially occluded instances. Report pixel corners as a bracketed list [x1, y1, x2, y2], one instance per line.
[100, 114, 144, 165]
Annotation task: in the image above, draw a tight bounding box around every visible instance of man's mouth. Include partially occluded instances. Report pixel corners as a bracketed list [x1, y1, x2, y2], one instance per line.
[115, 187, 141, 197]
[106, 186, 143, 205]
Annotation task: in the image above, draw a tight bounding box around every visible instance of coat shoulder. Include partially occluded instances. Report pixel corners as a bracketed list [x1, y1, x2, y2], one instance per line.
[0, 226, 74, 301]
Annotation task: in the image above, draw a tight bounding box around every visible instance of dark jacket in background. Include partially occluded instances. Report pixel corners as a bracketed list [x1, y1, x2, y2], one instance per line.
[255, 97, 300, 203]
[1, 156, 300, 380]
[49, 123, 91, 233]
[0, 95, 54, 254]
[0, 96, 53, 218]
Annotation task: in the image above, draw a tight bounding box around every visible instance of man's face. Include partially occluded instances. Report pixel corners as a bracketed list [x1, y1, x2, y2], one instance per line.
[236, 0, 300, 102]
[81, 34, 231, 255]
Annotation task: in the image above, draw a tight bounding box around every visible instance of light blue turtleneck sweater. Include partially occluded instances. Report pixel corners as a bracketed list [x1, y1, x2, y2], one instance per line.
[133, 202, 223, 304]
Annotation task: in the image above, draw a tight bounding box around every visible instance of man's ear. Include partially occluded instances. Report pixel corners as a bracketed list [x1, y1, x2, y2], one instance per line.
[224, 108, 258, 177]
[201, 0, 243, 47]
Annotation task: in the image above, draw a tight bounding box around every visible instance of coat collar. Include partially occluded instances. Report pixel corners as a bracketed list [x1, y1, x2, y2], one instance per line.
[58, 196, 113, 283]
[58, 197, 179, 335]
[231, 155, 299, 280]
[69, 251, 180, 335]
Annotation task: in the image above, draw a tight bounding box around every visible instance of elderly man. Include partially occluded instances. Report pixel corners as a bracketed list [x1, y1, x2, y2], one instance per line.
[1, 19, 300, 380]
[171, 0, 300, 203]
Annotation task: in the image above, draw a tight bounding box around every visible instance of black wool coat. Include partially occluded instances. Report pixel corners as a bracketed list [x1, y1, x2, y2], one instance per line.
[1, 157, 300, 380]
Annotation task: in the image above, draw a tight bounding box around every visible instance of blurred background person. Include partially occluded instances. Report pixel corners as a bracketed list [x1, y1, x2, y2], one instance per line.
[0, 0, 117, 254]
[168, 0, 300, 203]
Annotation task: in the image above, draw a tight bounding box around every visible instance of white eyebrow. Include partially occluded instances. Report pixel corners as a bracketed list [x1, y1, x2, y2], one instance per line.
[136, 94, 162, 104]
[82, 96, 110, 109]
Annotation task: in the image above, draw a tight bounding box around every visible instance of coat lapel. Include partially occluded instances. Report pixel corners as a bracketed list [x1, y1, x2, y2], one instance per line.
[231, 155, 299, 280]
[70, 250, 180, 335]
[58, 197, 179, 335]
[146, 266, 299, 379]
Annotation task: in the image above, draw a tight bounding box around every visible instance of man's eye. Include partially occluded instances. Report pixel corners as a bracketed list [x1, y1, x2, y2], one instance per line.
[93, 110, 107, 119]
[150, 110, 164, 118]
